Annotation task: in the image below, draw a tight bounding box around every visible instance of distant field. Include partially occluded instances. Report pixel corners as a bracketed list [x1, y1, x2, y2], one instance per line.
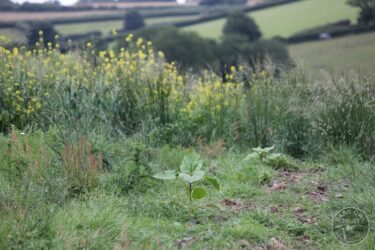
[183, 0, 359, 39]
[55, 20, 123, 36]
[55, 15, 199, 36]
[0, 10, 126, 22]
[0, 28, 26, 43]
[0, 15, 199, 41]
[289, 32, 375, 74]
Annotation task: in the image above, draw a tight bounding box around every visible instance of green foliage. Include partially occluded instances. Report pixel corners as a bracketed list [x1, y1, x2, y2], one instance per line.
[136, 26, 217, 71]
[26, 22, 58, 47]
[124, 11, 145, 31]
[264, 153, 298, 171]
[256, 168, 272, 185]
[223, 11, 262, 42]
[107, 140, 153, 194]
[60, 138, 102, 197]
[244, 146, 275, 163]
[218, 35, 292, 72]
[131, 23, 290, 72]
[348, 0, 375, 25]
[153, 152, 219, 205]
[191, 186, 207, 199]
[0, 130, 374, 249]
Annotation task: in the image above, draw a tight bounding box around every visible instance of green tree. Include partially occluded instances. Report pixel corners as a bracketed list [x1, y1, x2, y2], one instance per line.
[0, 0, 16, 10]
[135, 27, 217, 71]
[124, 11, 145, 31]
[348, 0, 375, 25]
[27, 22, 58, 47]
[223, 11, 262, 42]
[218, 35, 292, 73]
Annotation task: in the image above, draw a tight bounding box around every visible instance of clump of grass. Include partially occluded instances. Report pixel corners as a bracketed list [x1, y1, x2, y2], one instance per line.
[61, 137, 102, 197]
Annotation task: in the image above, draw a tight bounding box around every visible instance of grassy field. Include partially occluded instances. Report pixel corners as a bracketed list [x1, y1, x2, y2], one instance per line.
[290, 32, 375, 75]
[0, 28, 27, 43]
[183, 0, 359, 39]
[55, 15, 199, 36]
[0, 34, 374, 249]
[1, 131, 374, 249]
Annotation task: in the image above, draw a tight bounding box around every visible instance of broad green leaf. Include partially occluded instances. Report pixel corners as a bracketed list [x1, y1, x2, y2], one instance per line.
[179, 170, 205, 183]
[243, 152, 258, 161]
[180, 152, 202, 174]
[191, 186, 207, 199]
[153, 170, 177, 180]
[252, 146, 263, 153]
[252, 145, 274, 153]
[268, 153, 282, 159]
[204, 176, 220, 190]
[263, 146, 275, 152]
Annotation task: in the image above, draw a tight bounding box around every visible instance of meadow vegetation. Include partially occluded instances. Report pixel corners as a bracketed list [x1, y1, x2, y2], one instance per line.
[0, 33, 374, 249]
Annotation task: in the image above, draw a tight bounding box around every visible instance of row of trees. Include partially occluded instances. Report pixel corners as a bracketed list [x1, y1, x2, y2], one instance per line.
[126, 11, 292, 73]
[25, 10, 291, 74]
[0, 0, 95, 11]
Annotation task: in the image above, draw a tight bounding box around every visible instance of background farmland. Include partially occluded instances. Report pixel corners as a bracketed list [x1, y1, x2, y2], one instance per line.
[183, 0, 359, 39]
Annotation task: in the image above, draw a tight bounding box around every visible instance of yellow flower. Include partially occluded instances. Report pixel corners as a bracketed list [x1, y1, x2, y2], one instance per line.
[125, 34, 133, 42]
[214, 81, 221, 90]
[136, 38, 143, 47]
[138, 50, 146, 60]
[109, 50, 115, 59]
[99, 51, 106, 58]
[13, 48, 18, 56]
[158, 51, 164, 58]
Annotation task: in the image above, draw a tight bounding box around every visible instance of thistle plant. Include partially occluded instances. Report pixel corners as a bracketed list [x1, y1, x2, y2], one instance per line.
[153, 152, 219, 207]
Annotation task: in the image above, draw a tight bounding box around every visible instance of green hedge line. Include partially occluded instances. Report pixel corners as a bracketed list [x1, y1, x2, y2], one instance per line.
[173, 0, 300, 28]
[287, 24, 375, 43]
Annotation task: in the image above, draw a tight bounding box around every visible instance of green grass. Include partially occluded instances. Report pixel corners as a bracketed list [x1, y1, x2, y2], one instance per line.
[55, 15, 198, 36]
[183, 0, 359, 39]
[0, 131, 374, 249]
[289, 32, 375, 75]
[0, 28, 26, 43]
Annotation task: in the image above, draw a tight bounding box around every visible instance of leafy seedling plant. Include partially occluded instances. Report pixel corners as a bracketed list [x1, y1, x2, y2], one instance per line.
[153, 152, 220, 214]
[244, 145, 298, 171]
[241, 146, 277, 185]
[243, 146, 275, 164]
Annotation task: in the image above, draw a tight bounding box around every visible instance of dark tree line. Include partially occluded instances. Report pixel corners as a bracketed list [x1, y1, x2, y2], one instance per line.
[119, 11, 292, 73]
